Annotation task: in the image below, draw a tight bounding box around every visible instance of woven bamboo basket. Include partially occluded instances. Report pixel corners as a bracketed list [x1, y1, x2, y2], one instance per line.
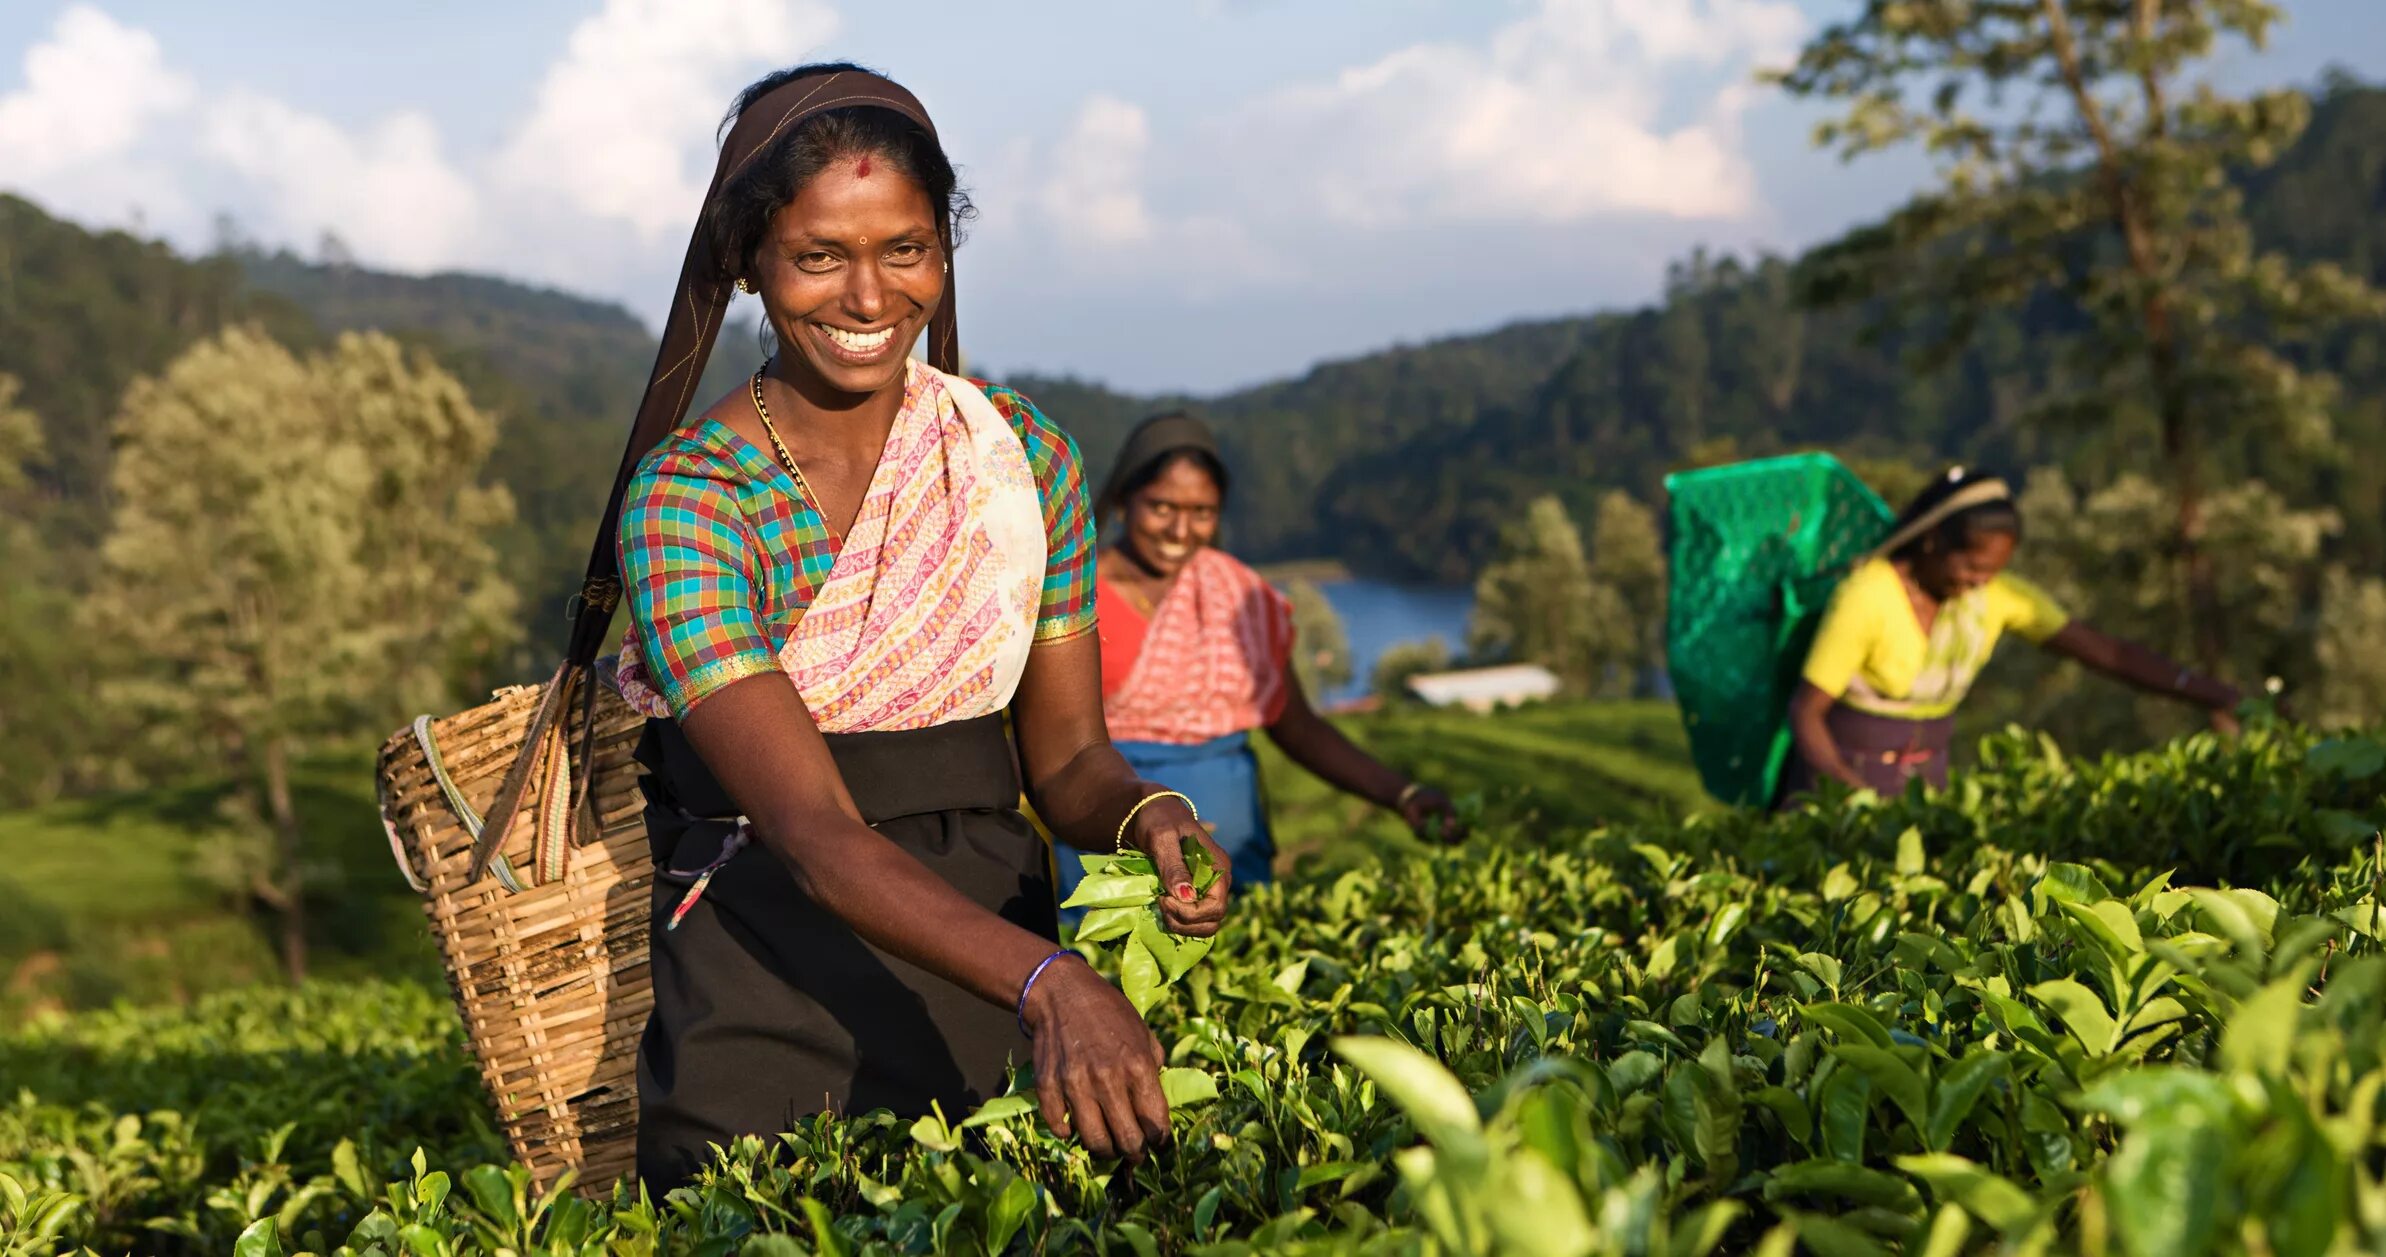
[375, 678, 652, 1191]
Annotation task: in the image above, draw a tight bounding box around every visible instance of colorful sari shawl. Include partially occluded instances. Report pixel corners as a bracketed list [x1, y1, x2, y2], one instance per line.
[615, 363, 1058, 732]
[1101, 548, 1295, 745]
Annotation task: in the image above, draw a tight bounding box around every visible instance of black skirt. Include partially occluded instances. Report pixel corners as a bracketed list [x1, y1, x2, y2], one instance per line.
[631, 712, 1058, 1191]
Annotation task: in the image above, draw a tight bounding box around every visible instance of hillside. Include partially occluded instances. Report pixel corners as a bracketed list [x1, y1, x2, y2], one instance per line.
[4, 78, 2383, 627]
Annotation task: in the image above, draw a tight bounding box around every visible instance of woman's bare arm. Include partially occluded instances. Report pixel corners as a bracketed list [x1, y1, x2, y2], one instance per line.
[1788, 681, 1869, 792]
[1010, 632, 1229, 934]
[1264, 674, 1462, 838]
[1265, 674, 1407, 806]
[2039, 621, 2242, 711]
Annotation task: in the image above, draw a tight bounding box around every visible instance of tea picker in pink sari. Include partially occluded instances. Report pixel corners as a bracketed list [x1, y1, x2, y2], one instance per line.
[1061, 413, 1466, 928]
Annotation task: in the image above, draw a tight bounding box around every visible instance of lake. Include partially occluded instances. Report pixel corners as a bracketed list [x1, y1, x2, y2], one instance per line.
[1300, 578, 1475, 705]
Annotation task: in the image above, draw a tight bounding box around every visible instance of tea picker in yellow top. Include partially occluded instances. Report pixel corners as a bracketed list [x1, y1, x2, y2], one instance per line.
[1777, 467, 2243, 802]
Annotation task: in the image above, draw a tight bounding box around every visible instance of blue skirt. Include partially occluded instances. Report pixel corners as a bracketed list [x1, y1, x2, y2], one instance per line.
[1056, 732, 1274, 930]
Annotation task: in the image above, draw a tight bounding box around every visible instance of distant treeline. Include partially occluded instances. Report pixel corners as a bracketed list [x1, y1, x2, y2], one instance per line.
[4, 80, 2384, 649]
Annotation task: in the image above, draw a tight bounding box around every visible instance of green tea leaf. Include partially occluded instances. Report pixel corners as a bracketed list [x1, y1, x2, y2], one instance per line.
[2026, 979, 2119, 1056]
[1763, 1158, 1921, 1210]
[1161, 1067, 1219, 1107]
[1786, 1210, 1893, 1257]
[1800, 1002, 1894, 1049]
[2102, 1115, 2225, 1257]
[1119, 933, 1164, 1015]
[987, 1172, 1037, 1254]
[957, 1094, 1038, 1129]
[2032, 863, 2112, 913]
[2307, 736, 2386, 780]
[1486, 1147, 1598, 1257]
[2186, 887, 2280, 955]
[2220, 975, 2304, 1073]
[1894, 827, 1925, 876]
[1330, 1036, 1485, 1155]
[1926, 1052, 2009, 1153]
[1816, 1066, 1871, 1164]
[1060, 872, 1161, 911]
[1071, 905, 1140, 943]
[1895, 1154, 2036, 1233]
[234, 1217, 285, 1257]
[1831, 1045, 1928, 1132]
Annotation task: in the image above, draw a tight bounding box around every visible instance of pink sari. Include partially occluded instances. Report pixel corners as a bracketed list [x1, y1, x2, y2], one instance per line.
[1102, 548, 1295, 745]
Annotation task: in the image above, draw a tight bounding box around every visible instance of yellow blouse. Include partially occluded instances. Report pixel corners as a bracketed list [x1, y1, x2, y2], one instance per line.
[1801, 557, 2069, 720]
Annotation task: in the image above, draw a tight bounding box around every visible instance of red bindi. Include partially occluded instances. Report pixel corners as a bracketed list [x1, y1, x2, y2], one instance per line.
[853, 155, 872, 178]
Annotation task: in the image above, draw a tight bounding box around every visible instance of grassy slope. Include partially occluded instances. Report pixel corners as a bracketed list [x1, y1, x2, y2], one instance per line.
[0, 701, 1701, 1013]
[1261, 699, 1708, 880]
[0, 748, 438, 1012]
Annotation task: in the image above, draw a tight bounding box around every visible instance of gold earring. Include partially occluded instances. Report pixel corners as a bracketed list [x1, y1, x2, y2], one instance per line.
[736, 277, 754, 294]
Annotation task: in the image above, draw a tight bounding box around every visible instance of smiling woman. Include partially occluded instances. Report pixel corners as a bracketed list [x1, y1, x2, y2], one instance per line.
[1055, 412, 1468, 928]
[589, 62, 1236, 1191]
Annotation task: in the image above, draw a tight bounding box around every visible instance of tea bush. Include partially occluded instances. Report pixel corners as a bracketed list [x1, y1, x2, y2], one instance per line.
[5, 722, 2384, 1256]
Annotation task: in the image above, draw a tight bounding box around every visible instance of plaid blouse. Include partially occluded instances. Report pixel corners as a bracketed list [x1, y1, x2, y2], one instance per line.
[618, 376, 1096, 719]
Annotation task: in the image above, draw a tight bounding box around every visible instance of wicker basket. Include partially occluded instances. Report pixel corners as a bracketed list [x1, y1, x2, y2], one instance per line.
[375, 678, 653, 1191]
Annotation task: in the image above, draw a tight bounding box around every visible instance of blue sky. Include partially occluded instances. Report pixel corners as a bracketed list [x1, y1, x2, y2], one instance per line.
[3, 1, 2381, 392]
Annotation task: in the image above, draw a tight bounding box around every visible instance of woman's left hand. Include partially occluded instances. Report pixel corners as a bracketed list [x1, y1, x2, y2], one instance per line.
[1398, 785, 1466, 844]
[1126, 796, 1231, 937]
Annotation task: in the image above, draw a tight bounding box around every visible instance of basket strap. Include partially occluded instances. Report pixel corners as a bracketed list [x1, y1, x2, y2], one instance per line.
[414, 713, 529, 894]
[376, 753, 431, 895]
[470, 661, 580, 887]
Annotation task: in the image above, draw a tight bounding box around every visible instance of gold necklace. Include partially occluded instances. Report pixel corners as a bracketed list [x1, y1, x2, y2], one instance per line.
[749, 364, 835, 537]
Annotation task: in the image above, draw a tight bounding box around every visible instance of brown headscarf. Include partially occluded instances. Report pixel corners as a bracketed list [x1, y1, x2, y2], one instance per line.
[473, 66, 959, 880]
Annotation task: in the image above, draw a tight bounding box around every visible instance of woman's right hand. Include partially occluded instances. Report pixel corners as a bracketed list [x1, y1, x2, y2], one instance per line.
[1022, 955, 1171, 1161]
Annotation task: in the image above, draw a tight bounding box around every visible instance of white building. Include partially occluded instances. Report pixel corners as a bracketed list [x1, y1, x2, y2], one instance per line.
[1405, 664, 1562, 713]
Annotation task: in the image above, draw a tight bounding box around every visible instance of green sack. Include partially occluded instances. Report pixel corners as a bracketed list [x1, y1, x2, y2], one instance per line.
[1664, 453, 1894, 807]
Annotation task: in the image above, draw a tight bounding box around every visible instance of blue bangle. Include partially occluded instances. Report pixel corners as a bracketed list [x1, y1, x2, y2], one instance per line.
[1016, 949, 1075, 1037]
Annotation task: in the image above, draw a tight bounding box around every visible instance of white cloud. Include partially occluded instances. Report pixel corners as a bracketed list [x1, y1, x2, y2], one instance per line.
[1021, 0, 1805, 264]
[1249, 0, 1806, 226]
[492, 0, 839, 240]
[202, 93, 479, 272]
[1036, 95, 1154, 246]
[0, 5, 188, 175]
[0, 5, 194, 233]
[0, 0, 839, 293]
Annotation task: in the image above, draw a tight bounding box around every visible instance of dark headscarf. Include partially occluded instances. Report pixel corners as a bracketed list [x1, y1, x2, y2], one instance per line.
[473, 67, 957, 878]
[1097, 412, 1223, 518]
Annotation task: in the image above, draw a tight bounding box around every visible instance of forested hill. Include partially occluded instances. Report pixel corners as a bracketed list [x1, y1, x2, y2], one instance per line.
[1046, 77, 2386, 581]
[6, 78, 2384, 620]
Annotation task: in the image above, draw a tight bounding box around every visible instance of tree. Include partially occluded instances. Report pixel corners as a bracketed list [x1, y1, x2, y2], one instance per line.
[87, 327, 518, 980]
[1372, 639, 1451, 706]
[0, 374, 82, 804]
[1284, 579, 1353, 698]
[1964, 467, 2335, 751]
[1777, 0, 2386, 672]
[1469, 497, 1631, 697]
[2310, 568, 2386, 731]
[1584, 491, 1667, 696]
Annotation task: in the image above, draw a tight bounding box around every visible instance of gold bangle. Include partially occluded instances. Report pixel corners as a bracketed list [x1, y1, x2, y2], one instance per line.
[1395, 782, 1423, 808]
[1116, 790, 1197, 852]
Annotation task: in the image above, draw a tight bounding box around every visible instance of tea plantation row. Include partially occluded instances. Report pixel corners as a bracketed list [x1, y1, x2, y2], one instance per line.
[6, 723, 2385, 1255]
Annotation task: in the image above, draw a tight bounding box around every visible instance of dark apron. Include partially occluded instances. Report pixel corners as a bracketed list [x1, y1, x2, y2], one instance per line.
[1775, 705, 1955, 808]
[632, 712, 1057, 1191]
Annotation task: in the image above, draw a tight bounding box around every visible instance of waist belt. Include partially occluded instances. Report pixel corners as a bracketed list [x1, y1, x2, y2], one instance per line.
[634, 712, 1021, 928]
